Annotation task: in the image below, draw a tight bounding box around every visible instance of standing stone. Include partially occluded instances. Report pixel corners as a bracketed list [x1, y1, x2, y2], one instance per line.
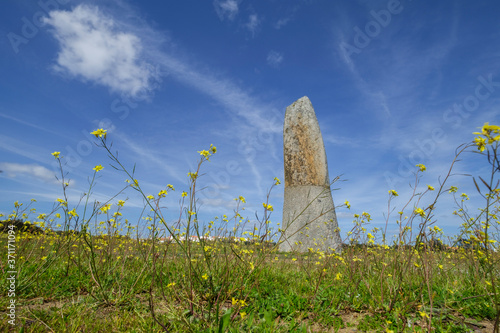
[279, 96, 342, 253]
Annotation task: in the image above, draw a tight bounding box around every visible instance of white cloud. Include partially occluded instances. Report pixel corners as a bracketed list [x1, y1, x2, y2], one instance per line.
[214, 0, 239, 21]
[43, 4, 157, 96]
[0, 163, 58, 184]
[40, 2, 281, 197]
[246, 14, 261, 36]
[199, 198, 238, 211]
[274, 17, 292, 30]
[266, 50, 283, 68]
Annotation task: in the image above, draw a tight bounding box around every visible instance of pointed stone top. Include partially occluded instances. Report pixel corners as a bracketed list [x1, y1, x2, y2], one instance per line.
[283, 96, 330, 187]
[290, 96, 311, 108]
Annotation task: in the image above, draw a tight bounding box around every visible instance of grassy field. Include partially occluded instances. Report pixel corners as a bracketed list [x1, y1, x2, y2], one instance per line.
[1, 126, 499, 332]
[0, 231, 498, 332]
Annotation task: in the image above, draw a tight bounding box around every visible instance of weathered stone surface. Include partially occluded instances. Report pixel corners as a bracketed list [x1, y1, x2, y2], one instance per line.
[279, 96, 342, 253]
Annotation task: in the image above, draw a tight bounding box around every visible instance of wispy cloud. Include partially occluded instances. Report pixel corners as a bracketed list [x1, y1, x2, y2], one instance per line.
[275, 17, 291, 30]
[0, 135, 52, 164]
[153, 52, 281, 135]
[266, 50, 283, 68]
[0, 162, 58, 184]
[274, 5, 300, 30]
[112, 130, 186, 184]
[43, 4, 158, 96]
[245, 14, 261, 37]
[213, 0, 239, 21]
[199, 198, 238, 212]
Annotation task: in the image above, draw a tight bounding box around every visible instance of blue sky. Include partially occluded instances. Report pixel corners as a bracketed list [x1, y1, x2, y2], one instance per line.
[1, 0, 499, 242]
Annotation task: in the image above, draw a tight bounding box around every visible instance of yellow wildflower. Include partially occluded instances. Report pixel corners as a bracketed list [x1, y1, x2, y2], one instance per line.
[93, 165, 103, 172]
[416, 164, 426, 172]
[51, 151, 61, 159]
[474, 122, 500, 144]
[68, 209, 78, 218]
[474, 136, 487, 152]
[263, 203, 273, 211]
[198, 150, 211, 159]
[56, 198, 67, 206]
[414, 208, 426, 218]
[90, 128, 107, 138]
[100, 204, 112, 213]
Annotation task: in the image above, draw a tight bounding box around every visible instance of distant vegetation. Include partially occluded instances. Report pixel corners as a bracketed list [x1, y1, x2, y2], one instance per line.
[0, 218, 44, 234]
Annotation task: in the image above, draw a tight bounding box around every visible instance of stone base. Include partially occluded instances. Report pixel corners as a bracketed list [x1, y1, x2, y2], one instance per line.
[279, 185, 342, 253]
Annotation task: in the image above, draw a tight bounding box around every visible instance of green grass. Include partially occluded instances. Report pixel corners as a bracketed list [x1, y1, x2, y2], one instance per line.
[0, 233, 498, 332]
[1, 127, 499, 332]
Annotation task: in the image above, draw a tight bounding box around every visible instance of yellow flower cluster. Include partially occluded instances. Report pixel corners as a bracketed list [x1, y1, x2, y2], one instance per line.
[234, 196, 246, 203]
[262, 203, 273, 211]
[414, 208, 426, 218]
[197, 144, 217, 160]
[100, 203, 112, 213]
[416, 164, 426, 172]
[473, 122, 500, 152]
[231, 297, 248, 307]
[90, 128, 107, 138]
